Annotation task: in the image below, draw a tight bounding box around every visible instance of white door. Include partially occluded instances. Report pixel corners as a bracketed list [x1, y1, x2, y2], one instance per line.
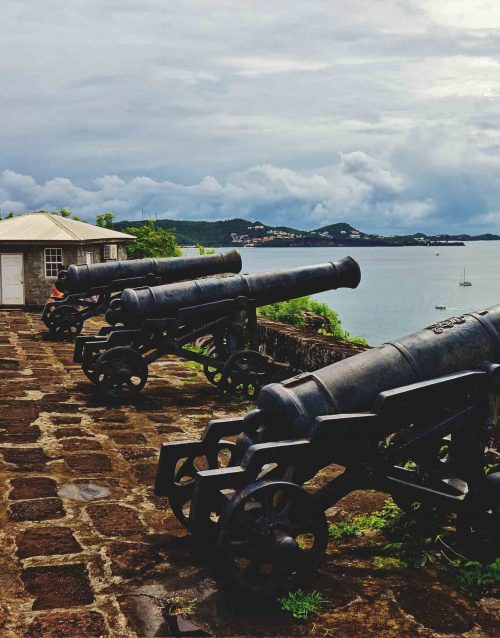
[85, 252, 93, 265]
[1, 254, 24, 305]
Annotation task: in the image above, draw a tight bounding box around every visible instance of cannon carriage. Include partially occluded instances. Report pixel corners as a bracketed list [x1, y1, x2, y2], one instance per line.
[74, 256, 361, 400]
[155, 308, 500, 593]
[42, 250, 242, 339]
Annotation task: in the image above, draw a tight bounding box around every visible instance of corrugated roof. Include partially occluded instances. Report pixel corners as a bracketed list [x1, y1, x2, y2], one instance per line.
[0, 212, 136, 242]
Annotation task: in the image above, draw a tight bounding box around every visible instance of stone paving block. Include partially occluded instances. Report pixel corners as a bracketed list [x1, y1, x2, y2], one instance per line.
[54, 428, 91, 438]
[109, 432, 146, 445]
[60, 438, 102, 451]
[22, 564, 94, 610]
[131, 462, 157, 485]
[119, 448, 156, 461]
[108, 541, 158, 575]
[0, 424, 41, 443]
[64, 453, 112, 473]
[16, 526, 82, 558]
[0, 447, 49, 471]
[94, 409, 128, 423]
[86, 503, 145, 536]
[9, 498, 65, 522]
[9, 477, 57, 500]
[53, 416, 82, 425]
[26, 610, 107, 638]
[156, 424, 184, 435]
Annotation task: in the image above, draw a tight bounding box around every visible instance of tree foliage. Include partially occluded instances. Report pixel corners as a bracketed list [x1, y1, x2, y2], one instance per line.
[96, 212, 115, 229]
[125, 219, 182, 259]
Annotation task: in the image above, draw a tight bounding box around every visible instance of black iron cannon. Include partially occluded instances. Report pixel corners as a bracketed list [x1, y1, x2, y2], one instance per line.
[155, 308, 500, 592]
[75, 257, 361, 400]
[41, 250, 242, 339]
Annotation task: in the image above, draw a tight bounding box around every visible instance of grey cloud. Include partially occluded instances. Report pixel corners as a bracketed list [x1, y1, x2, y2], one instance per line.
[2, 1, 500, 231]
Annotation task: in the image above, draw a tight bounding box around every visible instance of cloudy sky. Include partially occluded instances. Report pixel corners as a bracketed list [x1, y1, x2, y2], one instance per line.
[2, 0, 500, 232]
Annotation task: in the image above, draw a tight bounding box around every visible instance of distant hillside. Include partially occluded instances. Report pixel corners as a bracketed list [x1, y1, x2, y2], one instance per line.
[114, 217, 312, 246]
[114, 217, 497, 247]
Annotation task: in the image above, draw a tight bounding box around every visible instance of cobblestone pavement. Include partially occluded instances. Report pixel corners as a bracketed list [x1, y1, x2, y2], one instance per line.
[0, 311, 498, 637]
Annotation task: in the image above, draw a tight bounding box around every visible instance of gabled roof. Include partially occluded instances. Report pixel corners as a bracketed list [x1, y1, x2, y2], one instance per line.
[0, 212, 136, 243]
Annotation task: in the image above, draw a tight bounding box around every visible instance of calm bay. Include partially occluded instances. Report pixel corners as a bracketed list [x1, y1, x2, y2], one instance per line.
[214, 242, 500, 345]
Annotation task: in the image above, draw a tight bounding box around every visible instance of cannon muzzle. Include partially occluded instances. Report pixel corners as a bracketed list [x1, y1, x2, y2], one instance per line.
[55, 249, 242, 294]
[107, 256, 361, 325]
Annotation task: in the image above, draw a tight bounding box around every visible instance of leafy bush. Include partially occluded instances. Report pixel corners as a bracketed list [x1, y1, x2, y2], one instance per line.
[126, 220, 182, 259]
[278, 589, 325, 620]
[258, 296, 367, 345]
[456, 559, 500, 592]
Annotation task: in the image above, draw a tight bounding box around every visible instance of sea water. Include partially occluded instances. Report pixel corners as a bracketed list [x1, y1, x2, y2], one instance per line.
[225, 242, 500, 345]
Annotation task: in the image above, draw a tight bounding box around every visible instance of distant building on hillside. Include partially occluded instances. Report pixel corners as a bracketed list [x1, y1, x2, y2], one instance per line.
[0, 211, 135, 306]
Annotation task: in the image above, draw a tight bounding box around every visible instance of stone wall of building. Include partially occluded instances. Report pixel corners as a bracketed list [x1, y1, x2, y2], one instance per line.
[0, 241, 130, 306]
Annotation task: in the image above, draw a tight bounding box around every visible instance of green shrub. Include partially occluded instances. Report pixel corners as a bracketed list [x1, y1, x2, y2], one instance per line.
[278, 589, 325, 620]
[258, 296, 367, 345]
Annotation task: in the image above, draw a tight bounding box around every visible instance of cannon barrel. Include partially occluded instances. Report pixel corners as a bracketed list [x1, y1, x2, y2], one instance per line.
[107, 256, 361, 324]
[55, 250, 242, 294]
[256, 306, 500, 438]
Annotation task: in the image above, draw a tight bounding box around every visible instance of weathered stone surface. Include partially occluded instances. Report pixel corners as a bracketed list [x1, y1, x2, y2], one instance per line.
[0, 447, 49, 470]
[9, 498, 65, 521]
[64, 453, 112, 473]
[9, 476, 57, 500]
[86, 503, 145, 536]
[394, 586, 474, 634]
[22, 564, 94, 609]
[26, 610, 107, 638]
[16, 526, 82, 558]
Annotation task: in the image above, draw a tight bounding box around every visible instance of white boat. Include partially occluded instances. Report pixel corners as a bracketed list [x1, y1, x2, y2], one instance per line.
[459, 268, 472, 287]
[435, 304, 446, 310]
[434, 250, 440, 256]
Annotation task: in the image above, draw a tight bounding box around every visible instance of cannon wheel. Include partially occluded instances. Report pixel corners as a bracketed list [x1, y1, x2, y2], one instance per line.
[217, 481, 328, 594]
[94, 346, 148, 400]
[222, 350, 269, 398]
[203, 343, 227, 390]
[457, 472, 500, 559]
[169, 440, 237, 528]
[46, 305, 83, 340]
[81, 347, 102, 383]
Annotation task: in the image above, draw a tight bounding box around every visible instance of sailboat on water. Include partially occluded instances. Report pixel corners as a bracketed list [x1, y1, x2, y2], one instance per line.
[459, 268, 472, 287]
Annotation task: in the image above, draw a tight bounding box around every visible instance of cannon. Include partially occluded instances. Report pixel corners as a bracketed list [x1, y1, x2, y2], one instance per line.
[74, 257, 361, 399]
[41, 250, 242, 339]
[155, 308, 500, 592]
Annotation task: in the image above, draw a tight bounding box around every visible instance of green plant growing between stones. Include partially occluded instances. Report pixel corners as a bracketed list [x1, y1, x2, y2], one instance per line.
[278, 589, 326, 620]
[165, 595, 198, 616]
[259, 296, 367, 345]
[328, 498, 405, 540]
[372, 556, 408, 571]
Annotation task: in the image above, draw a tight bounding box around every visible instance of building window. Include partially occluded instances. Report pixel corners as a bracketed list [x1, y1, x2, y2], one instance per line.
[44, 248, 63, 277]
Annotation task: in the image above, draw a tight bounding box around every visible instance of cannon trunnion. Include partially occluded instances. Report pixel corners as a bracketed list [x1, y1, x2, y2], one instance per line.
[155, 308, 500, 593]
[41, 250, 242, 340]
[75, 256, 361, 400]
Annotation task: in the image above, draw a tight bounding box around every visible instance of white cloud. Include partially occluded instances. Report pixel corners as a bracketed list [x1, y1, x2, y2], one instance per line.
[0, 152, 436, 229]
